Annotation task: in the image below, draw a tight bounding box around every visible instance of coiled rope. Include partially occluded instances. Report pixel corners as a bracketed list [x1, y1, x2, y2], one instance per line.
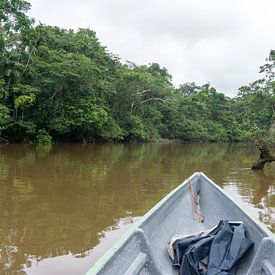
[189, 179, 205, 223]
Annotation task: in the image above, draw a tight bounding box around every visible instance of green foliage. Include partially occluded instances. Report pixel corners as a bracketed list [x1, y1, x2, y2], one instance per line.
[100, 116, 124, 141]
[0, 2, 274, 143]
[36, 129, 52, 145]
[0, 0, 32, 32]
[0, 103, 11, 131]
[126, 115, 147, 141]
[14, 93, 35, 108]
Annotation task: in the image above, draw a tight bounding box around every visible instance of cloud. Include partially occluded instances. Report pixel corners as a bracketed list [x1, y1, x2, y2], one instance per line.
[27, 0, 275, 96]
[91, 0, 244, 40]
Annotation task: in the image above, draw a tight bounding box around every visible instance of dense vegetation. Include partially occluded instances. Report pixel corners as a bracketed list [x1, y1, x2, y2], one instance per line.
[0, 0, 274, 143]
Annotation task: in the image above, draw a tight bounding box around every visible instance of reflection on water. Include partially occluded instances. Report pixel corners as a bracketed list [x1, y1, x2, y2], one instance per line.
[22, 216, 139, 275]
[0, 143, 274, 274]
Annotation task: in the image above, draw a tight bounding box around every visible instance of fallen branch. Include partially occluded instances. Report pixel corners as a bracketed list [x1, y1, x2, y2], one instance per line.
[251, 139, 275, 169]
[0, 136, 9, 144]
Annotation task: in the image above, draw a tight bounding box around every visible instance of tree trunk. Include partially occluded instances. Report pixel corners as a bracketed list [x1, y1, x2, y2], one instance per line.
[251, 139, 275, 169]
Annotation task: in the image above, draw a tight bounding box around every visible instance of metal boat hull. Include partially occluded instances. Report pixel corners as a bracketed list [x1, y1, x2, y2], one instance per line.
[87, 172, 275, 275]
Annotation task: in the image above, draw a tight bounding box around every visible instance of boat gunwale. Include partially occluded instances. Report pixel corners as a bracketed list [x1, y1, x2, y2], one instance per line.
[200, 172, 273, 238]
[86, 172, 274, 274]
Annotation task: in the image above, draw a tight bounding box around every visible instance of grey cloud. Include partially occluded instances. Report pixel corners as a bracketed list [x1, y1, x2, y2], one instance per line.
[28, 0, 275, 96]
[91, 0, 244, 42]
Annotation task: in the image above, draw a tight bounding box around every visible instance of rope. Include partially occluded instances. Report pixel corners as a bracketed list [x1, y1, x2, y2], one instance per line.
[189, 179, 205, 223]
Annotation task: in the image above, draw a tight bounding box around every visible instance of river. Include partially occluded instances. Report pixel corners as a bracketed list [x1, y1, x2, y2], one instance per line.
[0, 143, 274, 274]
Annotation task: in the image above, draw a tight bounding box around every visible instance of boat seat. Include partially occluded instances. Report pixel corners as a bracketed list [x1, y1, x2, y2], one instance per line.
[96, 228, 161, 275]
[124, 228, 161, 275]
[247, 237, 275, 275]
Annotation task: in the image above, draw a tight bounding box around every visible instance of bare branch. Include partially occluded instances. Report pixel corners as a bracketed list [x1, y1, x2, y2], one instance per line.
[137, 89, 151, 95]
[130, 101, 135, 113]
[22, 40, 39, 76]
[0, 136, 9, 144]
[141, 98, 165, 104]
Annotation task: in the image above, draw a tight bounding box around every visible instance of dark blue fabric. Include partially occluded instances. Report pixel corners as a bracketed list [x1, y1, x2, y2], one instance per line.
[172, 220, 254, 275]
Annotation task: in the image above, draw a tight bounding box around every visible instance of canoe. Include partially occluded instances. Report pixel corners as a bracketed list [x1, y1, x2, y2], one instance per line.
[86, 172, 275, 275]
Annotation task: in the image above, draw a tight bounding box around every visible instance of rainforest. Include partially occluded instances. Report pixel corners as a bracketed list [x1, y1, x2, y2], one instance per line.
[1, 0, 274, 144]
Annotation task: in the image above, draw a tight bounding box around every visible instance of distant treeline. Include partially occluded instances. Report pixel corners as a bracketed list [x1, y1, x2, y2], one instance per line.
[0, 1, 274, 143]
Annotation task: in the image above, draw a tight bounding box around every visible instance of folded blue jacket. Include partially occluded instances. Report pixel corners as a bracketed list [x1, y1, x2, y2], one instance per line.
[168, 220, 254, 275]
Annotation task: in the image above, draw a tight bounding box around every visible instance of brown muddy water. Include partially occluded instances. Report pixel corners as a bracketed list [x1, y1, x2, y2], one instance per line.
[0, 143, 274, 274]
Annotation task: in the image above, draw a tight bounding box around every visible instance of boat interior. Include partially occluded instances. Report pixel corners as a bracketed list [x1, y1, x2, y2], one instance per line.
[88, 172, 275, 275]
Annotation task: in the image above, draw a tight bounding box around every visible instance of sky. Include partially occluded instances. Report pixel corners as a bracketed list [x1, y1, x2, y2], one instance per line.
[27, 0, 275, 96]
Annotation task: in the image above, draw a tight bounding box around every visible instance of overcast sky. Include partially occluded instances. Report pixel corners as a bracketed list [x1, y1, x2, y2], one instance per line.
[27, 0, 275, 96]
